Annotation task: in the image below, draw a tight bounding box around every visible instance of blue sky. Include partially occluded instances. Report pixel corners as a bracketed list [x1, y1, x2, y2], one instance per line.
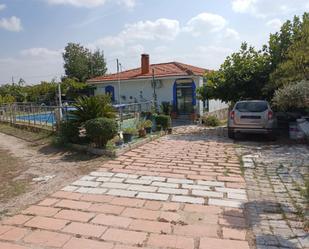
[0, 0, 308, 84]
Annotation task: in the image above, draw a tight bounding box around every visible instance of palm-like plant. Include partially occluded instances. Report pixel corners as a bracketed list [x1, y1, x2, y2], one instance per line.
[72, 95, 116, 124]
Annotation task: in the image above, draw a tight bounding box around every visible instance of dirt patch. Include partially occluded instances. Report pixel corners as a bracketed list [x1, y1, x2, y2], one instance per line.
[0, 131, 107, 219]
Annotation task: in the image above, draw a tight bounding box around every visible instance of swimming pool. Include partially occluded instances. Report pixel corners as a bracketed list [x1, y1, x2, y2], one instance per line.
[17, 112, 56, 125]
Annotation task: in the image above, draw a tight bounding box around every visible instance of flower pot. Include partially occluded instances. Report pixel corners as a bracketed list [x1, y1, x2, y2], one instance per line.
[156, 125, 162, 132]
[123, 133, 133, 143]
[138, 129, 146, 138]
[145, 127, 152, 134]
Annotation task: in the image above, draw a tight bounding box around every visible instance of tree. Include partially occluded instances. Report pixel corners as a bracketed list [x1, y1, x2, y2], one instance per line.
[200, 43, 271, 103]
[270, 13, 309, 88]
[63, 43, 107, 82]
[264, 13, 309, 97]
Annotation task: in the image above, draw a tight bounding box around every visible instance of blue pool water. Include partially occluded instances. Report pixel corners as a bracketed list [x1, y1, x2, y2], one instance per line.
[17, 112, 56, 124]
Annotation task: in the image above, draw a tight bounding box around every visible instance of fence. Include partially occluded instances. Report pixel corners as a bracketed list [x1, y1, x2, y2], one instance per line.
[0, 101, 153, 131]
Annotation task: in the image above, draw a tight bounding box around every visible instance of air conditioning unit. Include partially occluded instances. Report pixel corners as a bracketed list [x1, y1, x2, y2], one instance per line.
[151, 80, 163, 89]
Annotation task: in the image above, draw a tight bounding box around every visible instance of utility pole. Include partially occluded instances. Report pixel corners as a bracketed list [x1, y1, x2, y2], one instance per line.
[117, 59, 121, 104]
[152, 69, 158, 112]
[58, 81, 63, 120]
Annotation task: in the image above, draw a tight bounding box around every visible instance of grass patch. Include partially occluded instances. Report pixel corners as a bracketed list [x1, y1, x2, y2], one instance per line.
[0, 149, 30, 202]
[0, 123, 54, 145]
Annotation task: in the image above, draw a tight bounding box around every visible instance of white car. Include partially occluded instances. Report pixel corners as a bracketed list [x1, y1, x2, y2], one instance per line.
[228, 100, 277, 139]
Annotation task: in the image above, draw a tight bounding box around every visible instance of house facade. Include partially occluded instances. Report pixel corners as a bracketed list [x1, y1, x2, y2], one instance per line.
[88, 54, 225, 116]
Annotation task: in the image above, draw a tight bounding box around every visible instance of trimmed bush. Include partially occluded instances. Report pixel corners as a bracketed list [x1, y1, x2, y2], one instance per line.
[155, 115, 172, 130]
[85, 118, 118, 148]
[203, 115, 220, 127]
[273, 80, 309, 113]
[57, 120, 80, 144]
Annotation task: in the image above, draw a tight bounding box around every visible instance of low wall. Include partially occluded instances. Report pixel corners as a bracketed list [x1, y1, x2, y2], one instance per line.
[204, 107, 229, 121]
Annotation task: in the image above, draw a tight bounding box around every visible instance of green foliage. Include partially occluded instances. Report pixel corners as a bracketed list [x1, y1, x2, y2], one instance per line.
[160, 102, 172, 115]
[144, 120, 153, 128]
[0, 82, 27, 102]
[123, 127, 137, 135]
[57, 121, 80, 145]
[63, 43, 107, 82]
[85, 118, 118, 148]
[0, 95, 15, 105]
[201, 43, 271, 103]
[155, 115, 172, 130]
[264, 13, 309, 98]
[272, 80, 309, 112]
[203, 115, 221, 127]
[72, 95, 116, 124]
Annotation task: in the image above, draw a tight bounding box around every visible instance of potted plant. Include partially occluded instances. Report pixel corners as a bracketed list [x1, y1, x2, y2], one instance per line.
[137, 122, 147, 138]
[122, 128, 136, 143]
[144, 120, 153, 134]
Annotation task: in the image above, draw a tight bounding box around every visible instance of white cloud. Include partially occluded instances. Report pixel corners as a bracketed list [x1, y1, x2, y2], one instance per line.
[232, 0, 309, 18]
[0, 16, 22, 32]
[20, 48, 62, 58]
[232, 0, 256, 13]
[90, 18, 180, 50]
[123, 18, 180, 40]
[0, 4, 6, 11]
[224, 28, 240, 40]
[45, 0, 136, 8]
[266, 18, 282, 30]
[184, 12, 227, 36]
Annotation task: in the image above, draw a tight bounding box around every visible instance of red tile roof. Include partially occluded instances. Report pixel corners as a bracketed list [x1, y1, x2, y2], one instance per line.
[88, 62, 208, 84]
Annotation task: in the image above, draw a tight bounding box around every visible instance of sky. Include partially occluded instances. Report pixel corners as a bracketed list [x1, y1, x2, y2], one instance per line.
[0, 0, 308, 84]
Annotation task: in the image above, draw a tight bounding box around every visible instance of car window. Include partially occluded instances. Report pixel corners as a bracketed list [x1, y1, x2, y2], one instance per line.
[235, 102, 268, 112]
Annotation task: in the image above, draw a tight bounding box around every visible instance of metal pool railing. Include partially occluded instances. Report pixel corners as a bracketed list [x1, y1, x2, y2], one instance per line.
[0, 101, 154, 131]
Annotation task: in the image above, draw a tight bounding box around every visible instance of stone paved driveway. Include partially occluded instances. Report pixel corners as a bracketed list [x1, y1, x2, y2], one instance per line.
[0, 131, 251, 249]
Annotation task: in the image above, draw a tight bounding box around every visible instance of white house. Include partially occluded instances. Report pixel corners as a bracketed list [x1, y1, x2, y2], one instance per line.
[88, 54, 226, 116]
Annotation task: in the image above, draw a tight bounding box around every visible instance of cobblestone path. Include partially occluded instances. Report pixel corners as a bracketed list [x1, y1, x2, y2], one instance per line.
[240, 144, 309, 249]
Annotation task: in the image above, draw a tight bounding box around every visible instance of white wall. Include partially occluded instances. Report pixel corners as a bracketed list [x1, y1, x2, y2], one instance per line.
[94, 76, 204, 115]
[208, 99, 229, 112]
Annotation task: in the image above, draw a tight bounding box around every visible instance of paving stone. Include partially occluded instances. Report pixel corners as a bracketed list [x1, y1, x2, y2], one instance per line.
[128, 185, 157, 192]
[158, 187, 188, 195]
[215, 187, 246, 194]
[23, 230, 71, 247]
[167, 178, 194, 184]
[192, 190, 224, 198]
[107, 189, 137, 198]
[102, 228, 147, 245]
[147, 234, 194, 249]
[139, 176, 165, 181]
[200, 237, 250, 249]
[208, 198, 243, 208]
[63, 237, 113, 249]
[227, 192, 247, 200]
[71, 180, 100, 188]
[62, 222, 107, 237]
[90, 172, 114, 177]
[137, 192, 169, 201]
[101, 182, 130, 189]
[125, 179, 152, 185]
[151, 181, 179, 188]
[171, 195, 204, 204]
[115, 173, 139, 179]
[197, 180, 225, 187]
[182, 184, 211, 190]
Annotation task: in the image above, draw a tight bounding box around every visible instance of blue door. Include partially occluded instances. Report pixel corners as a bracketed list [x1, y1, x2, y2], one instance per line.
[105, 85, 115, 102]
[173, 80, 196, 114]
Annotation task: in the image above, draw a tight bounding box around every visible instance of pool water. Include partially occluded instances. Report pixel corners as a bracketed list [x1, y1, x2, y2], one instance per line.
[17, 112, 56, 124]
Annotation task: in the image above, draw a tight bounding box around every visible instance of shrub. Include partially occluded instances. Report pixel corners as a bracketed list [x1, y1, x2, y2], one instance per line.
[85, 118, 118, 148]
[160, 102, 172, 115]
[144, 120, 153, 128]
[72, 94, 116, 124]
[155, 115, 172, 130]
[273, 80, 309, 113]
[203, 115, 220, 127]
[57, 120, 80, 144]
[123, 127, 137, 135]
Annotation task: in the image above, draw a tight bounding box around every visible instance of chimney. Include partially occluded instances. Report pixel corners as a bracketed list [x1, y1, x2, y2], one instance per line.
[141, 54, 150, 74]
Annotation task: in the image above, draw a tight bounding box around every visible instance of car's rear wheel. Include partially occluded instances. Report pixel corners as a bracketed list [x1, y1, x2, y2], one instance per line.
[228, 129, 235, 139]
